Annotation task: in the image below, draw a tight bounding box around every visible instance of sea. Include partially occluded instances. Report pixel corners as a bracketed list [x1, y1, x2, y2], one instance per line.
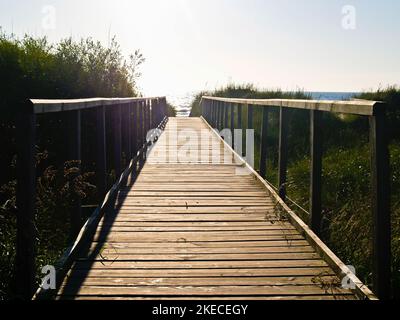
[168, 92, 359, 117]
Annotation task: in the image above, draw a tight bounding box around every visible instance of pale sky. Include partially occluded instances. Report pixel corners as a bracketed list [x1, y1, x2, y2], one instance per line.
[1, 0, 399, 96]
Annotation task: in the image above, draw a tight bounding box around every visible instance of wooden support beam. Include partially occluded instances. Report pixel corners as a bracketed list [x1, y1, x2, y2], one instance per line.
[259, 108, 269, 179]
[309, 110, 323, 235]
[213, 101, 216, 127]
[207, 101, 211, 123]
[216, 102, 221, 130]
[128, 105, 133, 158]
[131, 103, 138, 176]
[131, 103, 138, 155]
[247, 104, 253, 129]
[16, 109, 36, 300]
[113, 105, 122, 178]
[370, 109, 391, 300]
[96, 106, 107, 201]
[245, 104, 253, 161]
[139, 102, 145, 163]
[278, 107, 289, 201]
[123, 105, 132, 165]
[224, 102, 229, 129]
[67, 110, 82, 239]
[230, 103, 235, 148]
[237, 104, 243, 156]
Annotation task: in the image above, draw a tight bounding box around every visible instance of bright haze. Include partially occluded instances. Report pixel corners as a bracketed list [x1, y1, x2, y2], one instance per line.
[1, 0, 399, 96]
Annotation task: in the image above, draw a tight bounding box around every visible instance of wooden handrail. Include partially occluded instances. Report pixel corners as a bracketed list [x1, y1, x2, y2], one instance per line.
[29, 97, 164, 114]
[201, 96, 391, 299]
[201, 96, 384, 116]
[16, 96, 168, 299]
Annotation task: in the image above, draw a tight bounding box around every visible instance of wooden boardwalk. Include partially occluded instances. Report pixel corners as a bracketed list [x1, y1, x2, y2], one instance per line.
[56, 117, 358, 300]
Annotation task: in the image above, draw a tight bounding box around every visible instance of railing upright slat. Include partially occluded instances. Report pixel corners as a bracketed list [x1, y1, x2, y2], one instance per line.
[224, 102, 229, 129]
[230, 103, 235, 148]
[113, 105, 122, 177]
[96, 106, 107, 200]
[370, 109, 391, 300]
[237, 104, 243, 156]
[259, 108, 269, 179]
[309, 110, 323, 235]
[278, 107, 289, 201]
[16, 109, 36, 300]
[67, 110, 82, 239]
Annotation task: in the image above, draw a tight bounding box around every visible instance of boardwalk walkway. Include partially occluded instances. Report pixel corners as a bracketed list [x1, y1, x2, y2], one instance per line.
[57, 118, 357, 300]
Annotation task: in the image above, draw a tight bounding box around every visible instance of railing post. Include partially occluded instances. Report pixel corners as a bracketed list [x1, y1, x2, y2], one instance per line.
[215, 101, 219, 128]
[144, 101, 149, 147]
[67, 110, 82, 239]
[219, 102, 224, 130]
[131, 102, 138, 175]
[152, 100, 156, 128]
[96, 105, 107, 200]
[224, 102, 229, 129]
[149, 100, 153, 130]
[230, 103, 235, 148]
[123, 104, 132, 162]
[246, 104, 253, 160]
[128, 104, 133, 159]
[216, 102, 221, 130]
[259, 107, 269, 179]
[139, 101, 145, 163]
[278, 107, 289, 201]
[207, 100, 209, 121]
[212, 101, 217, 127]
[370, 107, 391, 300]
[113, 104, 122, 178]
[247, 104, 253, 129]
[237, 104, 243, 156]
[309, 110, 323, 235]
[16, 107, 36, 300]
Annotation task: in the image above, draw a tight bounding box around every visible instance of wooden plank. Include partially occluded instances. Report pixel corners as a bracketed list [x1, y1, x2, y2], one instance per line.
[82, 252, 320, 261]
[97, 221, 292, 227]
[120, 191, 268, 197]
[63, 276, 339, 287]
[67, 295, 354, 301]
[93, 234, 305, 243]
[73, 259, 328, 269]
[97, 225, 296, 232]
[106, 214, 278, 222]
[66, 267, 333, 278]
[90, 240, 311, 248]
[58, 284, 348, 296]
[86, 246, 315, 254]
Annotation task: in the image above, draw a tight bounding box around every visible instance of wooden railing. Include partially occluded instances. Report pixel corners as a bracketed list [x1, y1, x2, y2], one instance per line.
[200, 96, 391, 299]
[16, 97, 168, 299]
